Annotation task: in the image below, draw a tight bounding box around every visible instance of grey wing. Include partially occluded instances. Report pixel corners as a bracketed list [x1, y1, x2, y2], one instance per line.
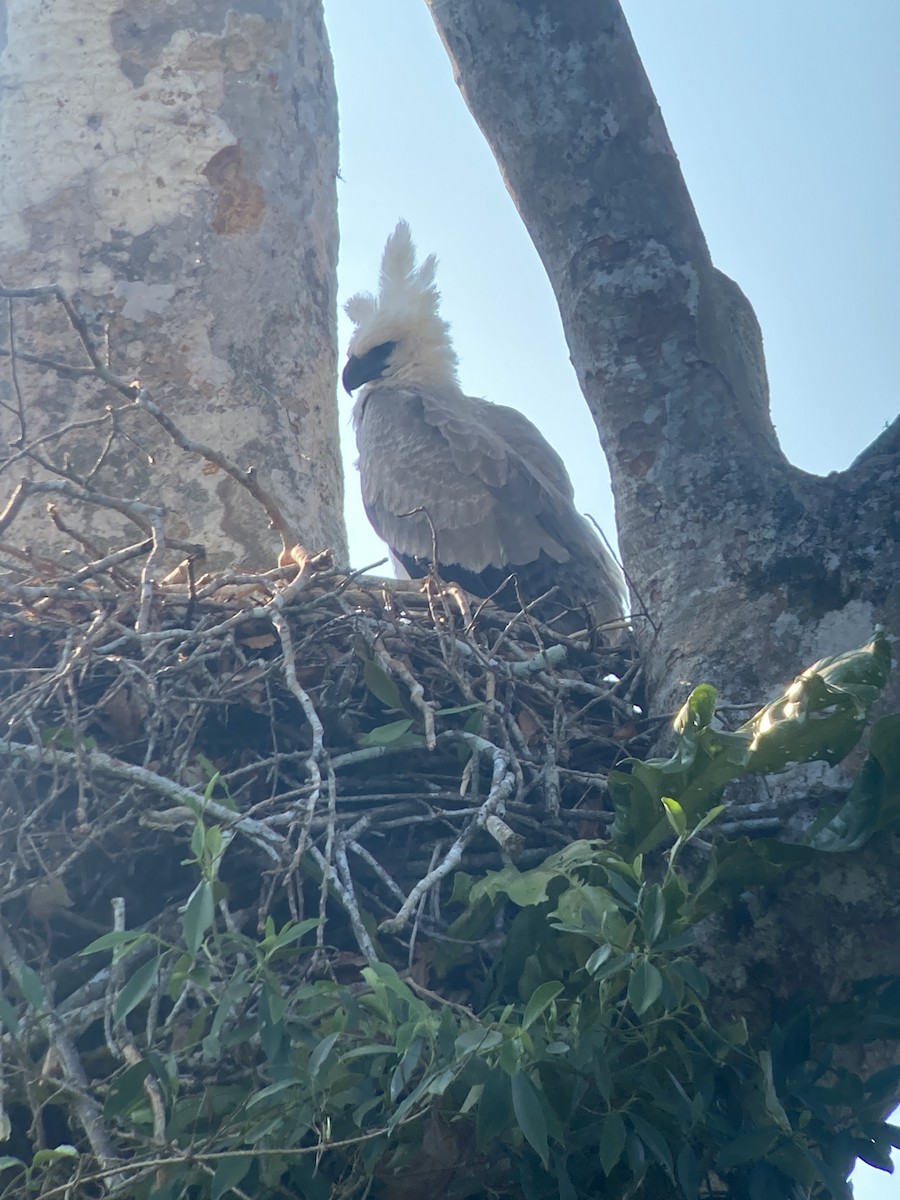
[473, 400, 576, 502]
[471, 399, 627, 617]
[356, 385, 622, 608]
[356, 385, 553, 570]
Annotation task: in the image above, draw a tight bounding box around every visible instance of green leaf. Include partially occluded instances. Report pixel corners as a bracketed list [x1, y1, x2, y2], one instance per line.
[599, 1111, 626, 1175]
[551, 881, 622, 934]
[476, 1068, 512, 1149]
[204, 823, 225, 866]
[602, 868, 640, 909]
[677, 1143, 700, 1199]
[555, 1154, 578, 1200]
[585, 944, 612, 974]
[499, 1035, 522, 1076]
[626, 1131, 647, 1184]
[309, 1031, 340, 1081]
[588, 952, 634, 983]
[114, 955, 164, 1024]
[424, 1066, 455, 1098]
[675, 684, 718, 736]
[79, 929, 149, 957]
[0, 1157, 25, 1173]
[31, 1146, 78, 1166]
[16, 964, 45, 1012]
[629, 1112, 674, 1177]
[628, 960, 663, 1015]
[691, 804, 726, 837]
[340, 1043, 392, 1063]
[809, 713, 900, 850]
[182, 881, 215, 955]
[363, 658, 406, 711]
[671, 959, 709, 1000]
[211, 1154, 252, 1200]
[263, 980, 285, 1027]
[359, 717, 415, 747]
[639, 884, 666, 945]
[468, 862, 559, 910]
[661, 796, 686, 835]
[758, 1049, 791, 1131]
[103, 1059, 152, 1118]
[511, 1071, 549, 1166]
[246, 1079, 297, 1108]
[716, 1127, 779, 1170]
[190, 819, 206, 862]
[0, 996, 20, 1036]
[609, 769, 661, 853]
[362, 961, 423, 1006]
[740, 632, 890, 774]
[264, 918, 320, 957]
[454, 1028, 503, 1056]
[522, 981, 564, 1030]
[390, 1036, 424, 1102]
[614, 635, 891, 857]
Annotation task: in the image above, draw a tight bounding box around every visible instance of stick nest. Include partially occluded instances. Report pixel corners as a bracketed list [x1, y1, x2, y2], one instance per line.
[1, 550, 645, 976]
[0, 283, 647, 1186]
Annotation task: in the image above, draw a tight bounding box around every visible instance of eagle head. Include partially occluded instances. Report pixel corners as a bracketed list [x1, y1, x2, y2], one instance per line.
[342, 221, 460, 396]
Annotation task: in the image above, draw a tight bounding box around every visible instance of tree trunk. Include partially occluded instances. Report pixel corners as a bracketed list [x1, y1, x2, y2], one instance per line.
[424, 0, 897, 724]
[0, 0, 346, 570]
[425, 0, 900, 1110]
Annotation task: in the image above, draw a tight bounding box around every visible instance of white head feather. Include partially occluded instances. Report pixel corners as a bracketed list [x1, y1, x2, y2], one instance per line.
[344, 221, 460, 394]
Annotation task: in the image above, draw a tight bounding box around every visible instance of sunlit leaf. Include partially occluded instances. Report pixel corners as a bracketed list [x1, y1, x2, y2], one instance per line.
[661, 796, 686, 835]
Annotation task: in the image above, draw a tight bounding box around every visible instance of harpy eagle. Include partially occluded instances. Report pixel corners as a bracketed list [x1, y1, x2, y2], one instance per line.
[342, 221, 626, 633]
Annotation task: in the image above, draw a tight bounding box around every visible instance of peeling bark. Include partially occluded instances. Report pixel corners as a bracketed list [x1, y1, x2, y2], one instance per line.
[425, 0, 900, 1120]
[0, 0, 346, 569]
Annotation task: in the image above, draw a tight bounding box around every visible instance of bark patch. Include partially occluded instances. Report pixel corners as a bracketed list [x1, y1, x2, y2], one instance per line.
[203, 144, 265, 235]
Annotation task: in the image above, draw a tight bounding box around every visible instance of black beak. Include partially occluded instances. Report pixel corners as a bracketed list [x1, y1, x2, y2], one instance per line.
[341, 340, 397, 394]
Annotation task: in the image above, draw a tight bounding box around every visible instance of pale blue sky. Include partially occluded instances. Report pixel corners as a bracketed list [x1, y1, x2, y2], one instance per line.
[324, 5, 898, 1188]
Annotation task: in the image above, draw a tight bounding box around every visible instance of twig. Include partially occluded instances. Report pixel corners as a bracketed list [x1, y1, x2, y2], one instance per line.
[133, 388, 298, 557]
[0, 923, 126, 1191]
[379, 746, 516, 933]
[0, 739, 284, 861]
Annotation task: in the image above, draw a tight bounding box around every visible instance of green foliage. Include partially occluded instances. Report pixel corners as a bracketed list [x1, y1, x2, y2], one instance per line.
[610, 631, 892, 857]
[11, 633, 899, 1199]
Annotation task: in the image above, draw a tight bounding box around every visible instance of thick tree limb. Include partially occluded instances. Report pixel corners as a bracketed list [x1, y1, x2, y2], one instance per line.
[426, 0, 898, 719]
